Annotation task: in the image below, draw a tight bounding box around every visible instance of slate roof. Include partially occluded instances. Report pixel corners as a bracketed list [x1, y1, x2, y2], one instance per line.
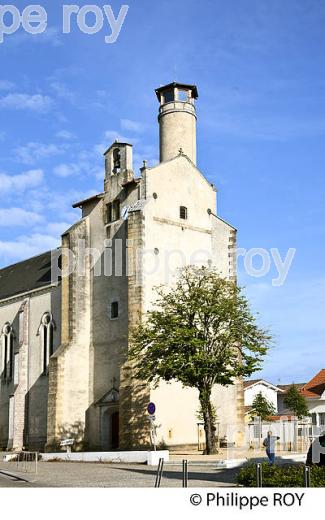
[0, 250, 56, 301]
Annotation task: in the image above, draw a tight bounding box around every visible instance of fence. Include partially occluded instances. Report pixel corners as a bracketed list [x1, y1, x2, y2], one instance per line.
[247, 419, 312, 452]
[0, 451, 38, 476]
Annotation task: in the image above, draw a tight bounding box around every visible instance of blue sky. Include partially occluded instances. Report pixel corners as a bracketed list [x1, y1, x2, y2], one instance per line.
[0, 0, 324, 384]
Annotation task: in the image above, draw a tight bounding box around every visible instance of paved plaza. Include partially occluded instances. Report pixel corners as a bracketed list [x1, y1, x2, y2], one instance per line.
[0, 460, 238, 488]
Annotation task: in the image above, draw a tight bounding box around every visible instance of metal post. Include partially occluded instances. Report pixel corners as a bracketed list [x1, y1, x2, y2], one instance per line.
[304, 465, 310, 488]
[182, 459, 188, 488]
[256, 463, 263, 487]
[35, 452, 38, 475]
[154, 458, 164, 488]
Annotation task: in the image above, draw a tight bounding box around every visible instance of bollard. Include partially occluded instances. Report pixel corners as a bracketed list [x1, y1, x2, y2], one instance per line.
[154, 458, 164, 488]
[182, 459, 188, 488]
[256, 463, 263, 487]
[304, 465, 311, 488]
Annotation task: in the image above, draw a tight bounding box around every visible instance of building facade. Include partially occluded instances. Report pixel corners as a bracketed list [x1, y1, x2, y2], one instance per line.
[0, 82, 245, 452]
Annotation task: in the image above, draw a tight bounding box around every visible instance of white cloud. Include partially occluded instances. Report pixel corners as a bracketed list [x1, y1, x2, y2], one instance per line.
[0, 233, 60, 264]
[6, 26, 62, 48]
[56, 130, 75, 140]
[44, 222, 72, 235]
[0, 80, 15, 91]
[53, 163, 81, 177]
[0, 208, 43, 227]
[121, 119, 145, 133]
[50, 82, 77, 103]
[15, 142, 64, 165]
[104, 130, 136, 144]
[0, 93, 52, 112]
[0, 169, 44, 194]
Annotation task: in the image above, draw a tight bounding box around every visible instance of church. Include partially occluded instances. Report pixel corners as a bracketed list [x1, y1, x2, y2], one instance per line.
[0, 82, 244, 452]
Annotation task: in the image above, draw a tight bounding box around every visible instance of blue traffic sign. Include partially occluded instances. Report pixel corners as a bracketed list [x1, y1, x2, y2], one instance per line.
[147, 402, 156, 415]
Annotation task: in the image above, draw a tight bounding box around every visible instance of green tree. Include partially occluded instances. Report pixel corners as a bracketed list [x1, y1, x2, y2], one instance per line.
[284, 384, 309, 419]
[129, 266, 272, 454]
[250, 392, 276, 421]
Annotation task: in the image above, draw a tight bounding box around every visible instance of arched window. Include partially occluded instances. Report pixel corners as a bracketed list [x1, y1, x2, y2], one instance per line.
[113, 148, 121, 174]
[1, 323, 14, 381]
[39, 313, 55, 374]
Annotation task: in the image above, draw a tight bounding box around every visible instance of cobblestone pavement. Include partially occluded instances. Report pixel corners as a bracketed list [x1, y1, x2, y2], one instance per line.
[0, 461, 238, 488]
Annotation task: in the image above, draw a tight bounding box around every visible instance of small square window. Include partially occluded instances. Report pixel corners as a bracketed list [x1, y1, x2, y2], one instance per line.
[110, 301, 119, 319]
[180, 206, 188, 220]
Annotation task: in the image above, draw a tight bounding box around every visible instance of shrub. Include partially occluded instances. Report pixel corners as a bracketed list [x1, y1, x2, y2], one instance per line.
[237, 463, 325, 487]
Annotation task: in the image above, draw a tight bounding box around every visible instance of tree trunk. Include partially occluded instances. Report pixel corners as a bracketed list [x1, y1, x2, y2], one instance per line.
[199, 389, 217, 455]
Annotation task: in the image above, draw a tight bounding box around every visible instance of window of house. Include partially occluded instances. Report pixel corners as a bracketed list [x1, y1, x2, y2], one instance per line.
[39, 313, 55, 374]
[2, 323, 14, 381]
[110, 301, 119, 319]
[180, 206, 188, 220]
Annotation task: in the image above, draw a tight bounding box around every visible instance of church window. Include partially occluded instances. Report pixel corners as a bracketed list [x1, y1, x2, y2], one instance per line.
[178, 89, 188, 102]
[110, 301, 119, 319]
[180, 206, 188, 220]
[1, 323, 14, 381]
[39, 313, 55, 374]
[106, 203, 112, 223]
[163, 89, 174, 103]
[113, 148, 121, 174]
[113, 199, 120, 221]
[106, 200, 120, 223]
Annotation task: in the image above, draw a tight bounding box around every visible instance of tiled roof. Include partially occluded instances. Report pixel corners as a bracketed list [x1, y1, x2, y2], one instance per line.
[299, 370, 325, 399]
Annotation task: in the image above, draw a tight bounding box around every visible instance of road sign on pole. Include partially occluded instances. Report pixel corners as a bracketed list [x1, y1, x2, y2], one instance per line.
[147, 402, 156, 415]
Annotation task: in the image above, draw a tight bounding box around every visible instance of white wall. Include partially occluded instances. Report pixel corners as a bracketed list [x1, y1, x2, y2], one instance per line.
[245, 383, 278, 412]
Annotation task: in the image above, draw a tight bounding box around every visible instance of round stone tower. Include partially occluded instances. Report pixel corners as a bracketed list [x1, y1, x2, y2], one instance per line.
[155, 82, 198, 165]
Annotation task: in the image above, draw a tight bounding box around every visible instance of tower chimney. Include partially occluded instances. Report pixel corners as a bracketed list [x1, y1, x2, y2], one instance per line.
[155, 82, 198, 165]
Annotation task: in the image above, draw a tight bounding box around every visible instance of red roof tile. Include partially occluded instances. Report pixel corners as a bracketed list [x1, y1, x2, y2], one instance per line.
[299, 369, 325, 399]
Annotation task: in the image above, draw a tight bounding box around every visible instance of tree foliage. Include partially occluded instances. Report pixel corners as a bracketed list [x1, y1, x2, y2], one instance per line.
[129, 266, 272, 454]
[284, 384, 309, 419]
[250, 392, 276, 421]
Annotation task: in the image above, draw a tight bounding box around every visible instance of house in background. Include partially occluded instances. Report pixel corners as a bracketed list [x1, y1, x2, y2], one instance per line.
[277, 383, 305, 414]
[245, 370, 325, 430]
[287, 370, 325, 429]
[243, 379, 284, 419]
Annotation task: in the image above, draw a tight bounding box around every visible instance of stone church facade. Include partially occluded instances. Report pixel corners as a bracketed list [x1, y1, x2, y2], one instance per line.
[0, 82, 244, 452]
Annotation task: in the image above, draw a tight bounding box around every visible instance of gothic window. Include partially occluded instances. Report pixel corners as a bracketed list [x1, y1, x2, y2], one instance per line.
[39, 313, 55, 374]
[110, 301, 119, 320]
[1, 323, 14, 381]
[180, 206, 188, 220]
